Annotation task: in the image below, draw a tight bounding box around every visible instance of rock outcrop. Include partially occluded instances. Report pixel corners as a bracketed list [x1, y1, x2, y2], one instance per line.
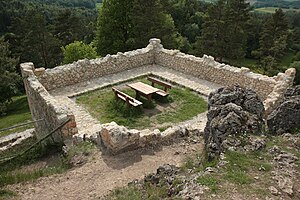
[204, 86, 265, 159]
[267, 85, 300, 134]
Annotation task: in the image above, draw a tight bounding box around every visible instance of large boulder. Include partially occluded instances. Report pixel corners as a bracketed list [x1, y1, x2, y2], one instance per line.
[207, 86, 264, 118]
[204, 86, 265, 159]
[267, 85, 300, 134]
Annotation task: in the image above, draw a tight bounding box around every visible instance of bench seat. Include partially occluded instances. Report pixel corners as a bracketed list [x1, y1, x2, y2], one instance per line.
[156, 90, 169, 97]
[147, 77, 172, 97]
[112, 87, 143, 107]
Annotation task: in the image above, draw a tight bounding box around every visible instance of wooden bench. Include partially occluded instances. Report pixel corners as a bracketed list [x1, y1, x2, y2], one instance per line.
[147, 77, 172, 97]
[112, 87, 143, 107]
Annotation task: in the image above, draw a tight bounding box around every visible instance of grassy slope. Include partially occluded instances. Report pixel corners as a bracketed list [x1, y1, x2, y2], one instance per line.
[254, 7, 300, 13]
[0, 96, 32, 137]
[225, 51, 296, 75]
[106, 133, 300, 200]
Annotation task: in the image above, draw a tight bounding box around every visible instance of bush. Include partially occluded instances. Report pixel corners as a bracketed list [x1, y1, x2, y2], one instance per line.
[0, 37, 20, 115]
[292, 51, 300, 62]
[62, 41, 97, 64]
[290, 61, 300, 85]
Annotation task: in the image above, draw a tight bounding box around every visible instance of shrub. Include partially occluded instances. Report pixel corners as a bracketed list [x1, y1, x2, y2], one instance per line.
[62, 41, 97, 64]
[290, 61, 300, 85]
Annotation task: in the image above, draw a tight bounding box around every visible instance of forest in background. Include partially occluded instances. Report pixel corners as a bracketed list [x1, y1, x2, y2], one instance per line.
[0, 0, 300, 114]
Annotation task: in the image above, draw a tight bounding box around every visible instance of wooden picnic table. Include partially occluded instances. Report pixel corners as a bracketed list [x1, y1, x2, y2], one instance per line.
[127, 82, 160, 100]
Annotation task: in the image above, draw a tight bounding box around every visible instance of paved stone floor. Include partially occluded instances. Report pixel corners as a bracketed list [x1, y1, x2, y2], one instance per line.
[0, 128, 35, 152]
[50, 65, 222, 139]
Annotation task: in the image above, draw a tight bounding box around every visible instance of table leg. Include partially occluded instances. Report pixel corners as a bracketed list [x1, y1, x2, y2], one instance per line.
[135, 91, 140, 99]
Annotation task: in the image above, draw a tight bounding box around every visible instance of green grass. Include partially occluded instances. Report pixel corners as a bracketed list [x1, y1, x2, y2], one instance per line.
[224, 151, 272, 172]
[109, 186, 143, 200]
[224, 170, 252, 185]
[224, 57, 258, 68]
[254, 7, 300, 13]
[0, 96, 32, 137]
[197, 176, 219, 192]
[0, 189, 16, 199]
[222, 150, 272, 185]
[0, 141, 97, 189]
[0, 166, 67, 187]
[107, 183, 183, 200]
[76, 79, 207, 130]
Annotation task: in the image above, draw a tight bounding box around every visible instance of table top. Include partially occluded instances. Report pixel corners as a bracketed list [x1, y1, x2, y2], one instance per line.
[127, 82, 160, 95]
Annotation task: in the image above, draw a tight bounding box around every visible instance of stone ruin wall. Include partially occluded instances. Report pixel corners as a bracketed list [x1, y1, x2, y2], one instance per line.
[21, 63, 78, 142]
[21, 38, 296, 142]
[37, 46, 155, 91]
[156, 49, 280, 100]
[153, 43, 296, 115]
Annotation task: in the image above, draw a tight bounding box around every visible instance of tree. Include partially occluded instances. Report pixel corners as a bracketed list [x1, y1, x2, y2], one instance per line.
[254, 9, 289, 59]
[253, 9, 289, 75]
[95, 0, 133, 56]
[193, 0, 226, 59]
[194, 0, 250, 61]
[53, 10, 83, 46]
[95, 0, 180, 56]
[129, 0, 179, 49]
[290, 61, 300, 85]
[62, 41, 97, 64]
[10, 9, 62, 68]
[0, 37, 20, 114]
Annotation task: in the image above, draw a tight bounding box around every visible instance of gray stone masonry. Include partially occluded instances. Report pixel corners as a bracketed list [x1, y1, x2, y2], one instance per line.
[21, 38, 296, 146]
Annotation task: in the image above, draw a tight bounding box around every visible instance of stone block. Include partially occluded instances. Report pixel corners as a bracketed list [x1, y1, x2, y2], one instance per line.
[99, 122, 140, 154]
[34, 68, 45, 76]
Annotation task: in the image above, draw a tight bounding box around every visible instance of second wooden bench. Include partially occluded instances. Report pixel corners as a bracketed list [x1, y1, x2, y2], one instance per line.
[112, 87, 143, 107]
[147, 77, 172, 97]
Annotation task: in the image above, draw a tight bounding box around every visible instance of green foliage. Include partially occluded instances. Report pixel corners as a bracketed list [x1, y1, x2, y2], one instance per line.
[53, 10, 95, 46]
[0, 37, 20, 115]
[95, 0, 134, 55]
[194, 0, 250, 61]
[253, 9, 289, 75]
[293, 51, 300, 62]
[129, 0, 179, 49]
[62, 41, 97, 64]
[10, 9, 62, 68]
[1, 0, 98, 68]
[290, 61, 300, 84]
[95, 0, 180, 56]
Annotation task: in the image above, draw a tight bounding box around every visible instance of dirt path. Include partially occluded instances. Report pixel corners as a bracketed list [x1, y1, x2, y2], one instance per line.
[8, 139, 204, 200]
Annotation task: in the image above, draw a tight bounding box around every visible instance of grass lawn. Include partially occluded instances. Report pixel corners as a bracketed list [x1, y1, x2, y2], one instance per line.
[254, 7, 300, 13]
[280, 50, 296, 67]
[76, 79, 207, 130]
[0, 96, 32, 137]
